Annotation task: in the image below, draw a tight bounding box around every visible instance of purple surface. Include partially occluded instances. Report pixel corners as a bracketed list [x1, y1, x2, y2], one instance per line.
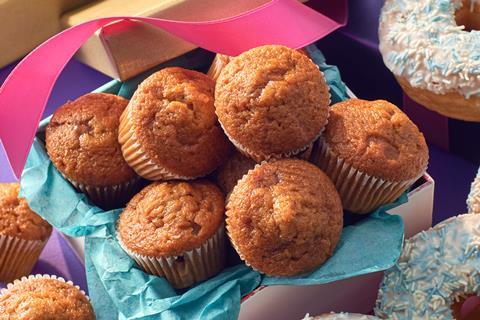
[341, 0, 382, 47]
[0, 59, 111, 182]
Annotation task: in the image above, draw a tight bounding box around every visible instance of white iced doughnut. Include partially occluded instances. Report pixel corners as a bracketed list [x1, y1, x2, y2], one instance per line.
[379, 0, 480, 121]
[375, 213, 480, 319]
[379, 0, 480, 98]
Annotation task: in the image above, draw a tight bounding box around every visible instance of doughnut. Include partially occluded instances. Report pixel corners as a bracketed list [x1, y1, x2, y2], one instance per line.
[467, 168, 480, 213]
[375, 213, 480, 319]
[302, 313, 378, 319]
[379, 0, 480, 121]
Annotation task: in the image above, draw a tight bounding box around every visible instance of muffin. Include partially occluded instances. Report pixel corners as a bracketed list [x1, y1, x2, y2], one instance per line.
[45, 93, 140, 209]
[215, 45, 330, 162]
[314, 99, 429, 214]
[0, 274, 95, 319]
[226, 159, 343, 276]
[118, 67, 231, 181]
[117, 180, 226, 288]
[0, 183, 52, 282]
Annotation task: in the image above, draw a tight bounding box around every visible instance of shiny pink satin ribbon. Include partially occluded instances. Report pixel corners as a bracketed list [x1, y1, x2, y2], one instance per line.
[0, 0, 347, 179]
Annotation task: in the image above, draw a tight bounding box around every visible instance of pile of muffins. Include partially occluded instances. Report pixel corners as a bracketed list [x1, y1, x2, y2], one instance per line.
[0, 45, 429, 316]
[0, 183, 95, 319]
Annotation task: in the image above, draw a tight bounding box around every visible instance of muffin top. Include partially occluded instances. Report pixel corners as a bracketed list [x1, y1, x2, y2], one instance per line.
[122, 67, 231, 179]
[0, 277, 95, 320]
[215, 151, 256, 195]
[0, 183, 51, 241]
[323, 99, 429, 181]
[46, 93, 136, 186]
[207, 49, 308, 83]
[226, 159, 343, 276]
[215, 45, 330, 161]
[117, 180, 224, 257]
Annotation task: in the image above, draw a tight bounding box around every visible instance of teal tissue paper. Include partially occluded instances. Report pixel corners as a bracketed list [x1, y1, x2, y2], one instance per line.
[20, 45, 404, 320]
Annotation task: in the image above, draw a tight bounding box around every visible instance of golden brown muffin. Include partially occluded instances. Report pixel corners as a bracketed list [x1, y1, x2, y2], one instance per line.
[46, 93, 136, 187]
[118, 180, 224, 256]
[215, 151, 256, 195]
[0, 183, 51, 241]
[117, 180, 226, 288]
[226, 159, 343, 276]
[0, 183, 52, 282]
[0, 276, 95, 320]
[323, 99, 428, 182]
[119, 67, 231, 181]
[215, 45, 330, 162]
[315, 99, 428, 214]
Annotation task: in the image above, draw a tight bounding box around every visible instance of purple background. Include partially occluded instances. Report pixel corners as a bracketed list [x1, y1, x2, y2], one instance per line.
[0, 0, 478, 293]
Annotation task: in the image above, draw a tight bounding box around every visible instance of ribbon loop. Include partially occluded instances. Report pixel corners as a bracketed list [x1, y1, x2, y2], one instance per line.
[0, 0, 347, 179]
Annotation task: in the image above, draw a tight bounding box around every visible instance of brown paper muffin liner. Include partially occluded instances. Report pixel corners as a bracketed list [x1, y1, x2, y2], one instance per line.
[118, 107, 194, 181]
[207, 54, 232, 82]
[0, 235, 49, 283]
[1, 274, 89, 299]
[66, 175, 142, 210]
[118, 224, 226, 289]
[314, 138, 424, 214]
[222, 126, 320, 164]
[219, 71, 331, 163]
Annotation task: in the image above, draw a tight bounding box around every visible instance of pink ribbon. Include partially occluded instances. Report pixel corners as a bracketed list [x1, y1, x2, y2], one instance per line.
[0, 0, 347, 179]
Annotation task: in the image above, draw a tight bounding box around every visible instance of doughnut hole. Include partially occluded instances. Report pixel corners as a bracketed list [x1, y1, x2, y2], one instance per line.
[451, 295, 480, 320]
[455, 0, 480, 31]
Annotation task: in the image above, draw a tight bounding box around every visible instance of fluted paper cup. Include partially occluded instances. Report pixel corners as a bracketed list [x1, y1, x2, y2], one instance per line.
[0, 235, 49, 282]
[67, 175, 141, 210]
[118, 224, 226, 289]
[1, 274, 89, 298]
[314, 138, 423, 214]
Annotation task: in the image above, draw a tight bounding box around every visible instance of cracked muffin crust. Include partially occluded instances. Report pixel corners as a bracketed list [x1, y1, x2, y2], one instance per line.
[118, 67, 231, 180]
[117, 180, 225, 257]
[0, 277, 95, 320]
[323, 99, 428, 181]
[226, 159, 343, 276]
[215, 45, 330, 162]
[46, 93, 136, 187]
[0, 183, 51, 241]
